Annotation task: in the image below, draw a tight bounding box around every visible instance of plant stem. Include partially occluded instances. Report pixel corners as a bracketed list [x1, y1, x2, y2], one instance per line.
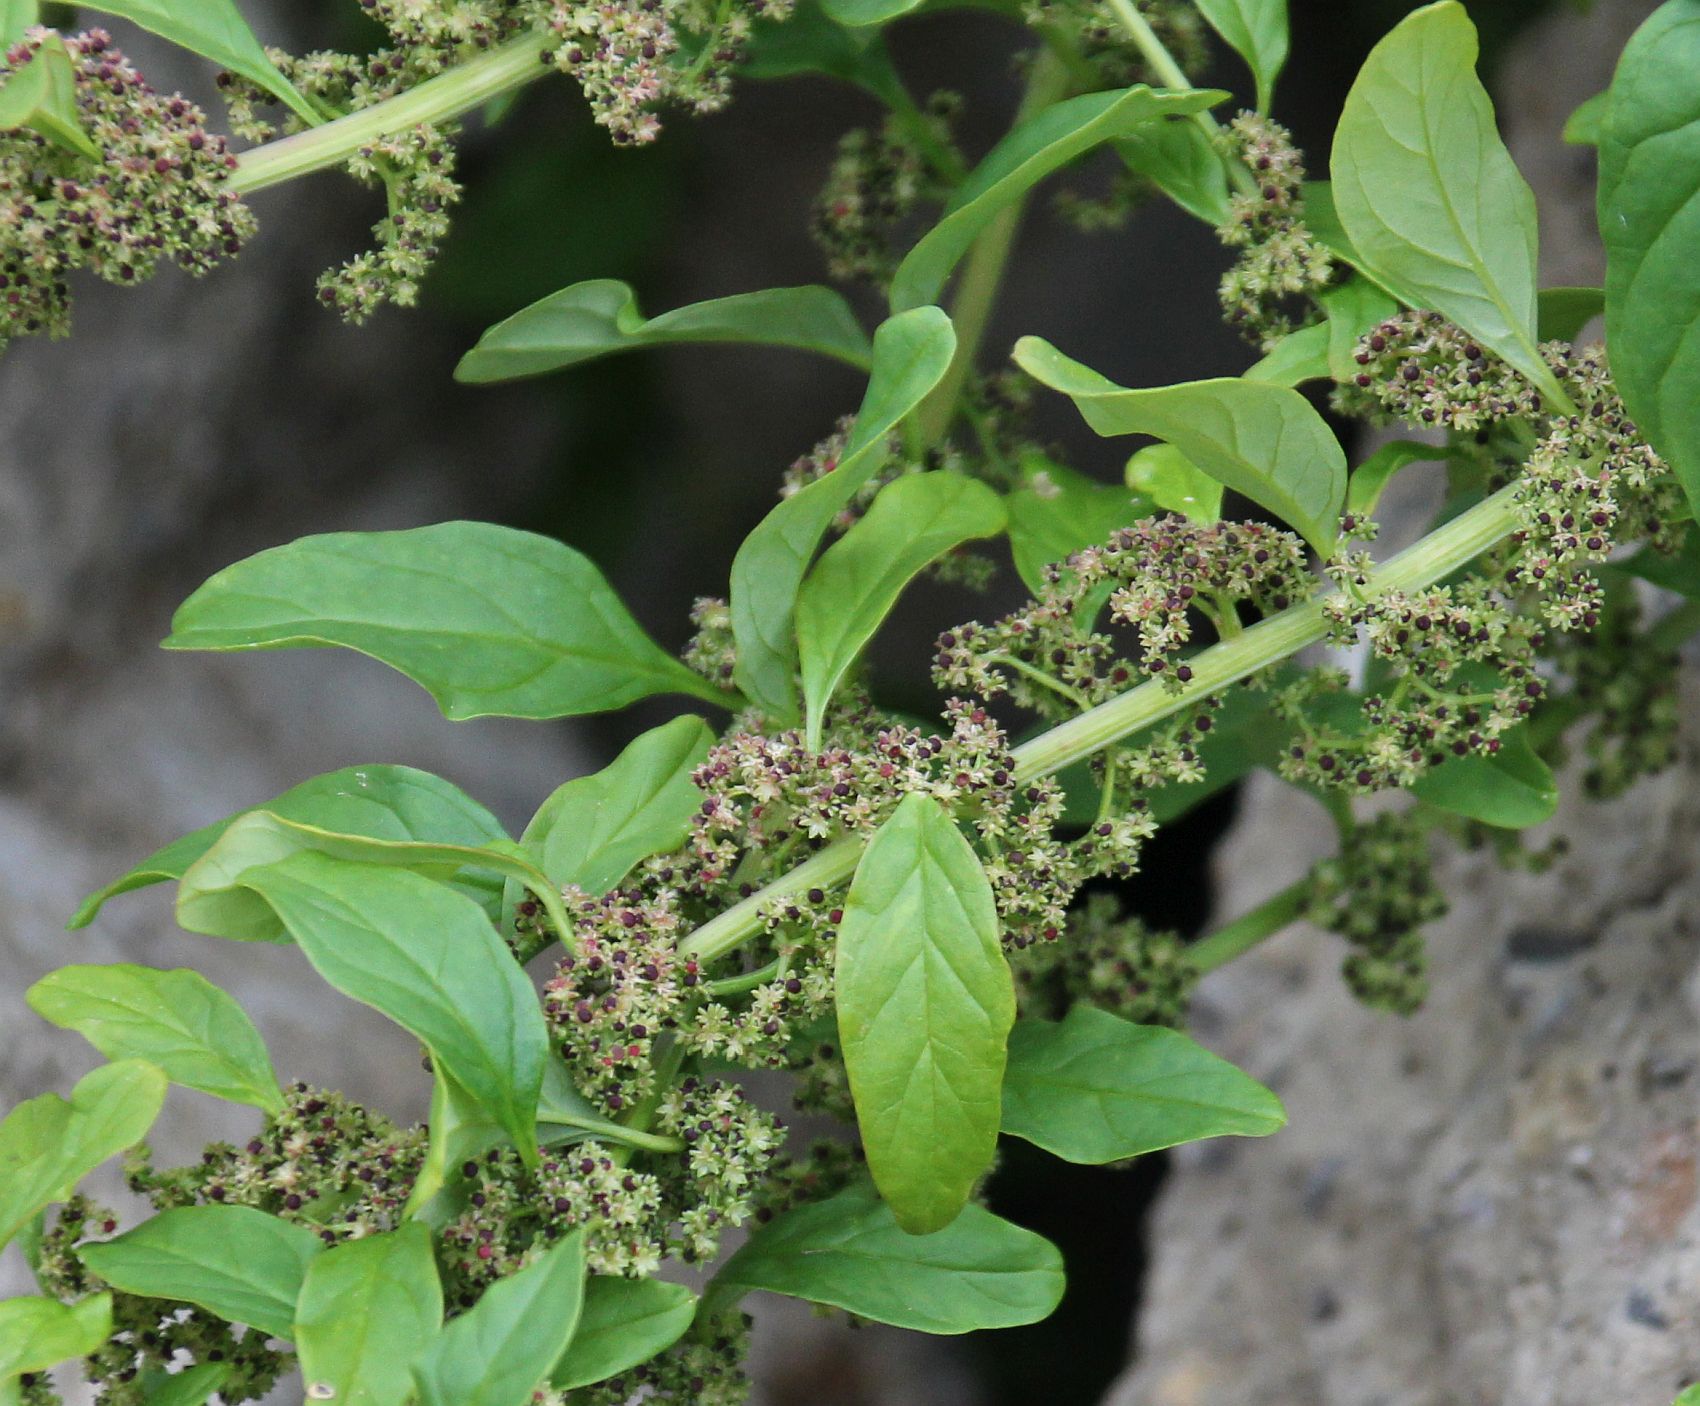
[679, 480, 1524, 966]
[1185, 876, 1307, 973]
[231, 32, 555, 195]
[913, 48, 1073, 448]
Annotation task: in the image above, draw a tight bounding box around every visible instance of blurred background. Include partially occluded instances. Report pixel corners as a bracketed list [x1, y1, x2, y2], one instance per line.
[5, 2, 1691, 1402]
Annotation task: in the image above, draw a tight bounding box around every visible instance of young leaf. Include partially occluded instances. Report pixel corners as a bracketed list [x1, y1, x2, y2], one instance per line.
[0, 1, 34, 44]
[798, 473, 1005, 749]
[79, 1206, 324, 1342]
[819, 0, 921, 27]
[518, 714, 712, 899]
[1345, 439, 1437, 517]
[0, 1060, 167, 1251]
[743, 0, 906, 96]
[0, 1293, 111, 1379]
[71, 763, 508, 929]
[455, 280, 872, 383]
[173, 809, 569, 946]
[702, 1183, 1063, 1332]
[1598, 0, 1700, 514]
[1004, 456, 1153, 595]
[229, 852, 548, 1165]
[730, 306, 956, 721]
[1318, 277, 1399, 382]
[1536, 286, 1604, 343]
[1411, 726, 1556, 828]
[1194, 0, 1288, 112]
[1014, 337, 1346, 555]
[1124, 443, 1223, 523]
[140, 1363, 230, 1406]
[1243, 320, 1331, 387]
[164, 522, 727, 720]
[1564, 90, 1607, 146]
[413, 1232, 585, 1406]
[1114, 117, 1233, 225]
[1001, 1006, 1285, 1163]
[836, 793, 1014, 1234]
[0, 34, 99, 159]
[890, 86, 1222, 312]
[79, 1, 319, 125]
[295, 1224, 443, 1406]
[27, 964, 284, 1114]
[1330, 1, 1570, 409]
[550, 1278, 696, 1392]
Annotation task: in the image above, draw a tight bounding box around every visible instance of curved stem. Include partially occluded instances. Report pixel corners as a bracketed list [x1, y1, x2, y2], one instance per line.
[1185, 876, 1307, 973]
[231, 32, 555, 195]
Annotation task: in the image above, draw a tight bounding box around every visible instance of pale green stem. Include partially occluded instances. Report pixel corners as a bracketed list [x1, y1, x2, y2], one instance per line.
[678, 481, 1525, 966]
[1185, 876, 1307, 973]
[231, 32, 555, 195]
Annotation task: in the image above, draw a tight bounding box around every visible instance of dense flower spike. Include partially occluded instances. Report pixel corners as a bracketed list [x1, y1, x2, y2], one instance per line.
[812, 100, 955, 282]
[0, 30, 252, 351]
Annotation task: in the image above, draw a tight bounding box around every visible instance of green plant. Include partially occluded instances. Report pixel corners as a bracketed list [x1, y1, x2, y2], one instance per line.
[4, 0, 1699, 1401]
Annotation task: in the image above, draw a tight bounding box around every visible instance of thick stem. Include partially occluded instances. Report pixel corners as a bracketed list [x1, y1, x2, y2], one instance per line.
[230, 32, 555, 195]
[678, 481, 1524, 966]
[1185, 877, 1307, 973]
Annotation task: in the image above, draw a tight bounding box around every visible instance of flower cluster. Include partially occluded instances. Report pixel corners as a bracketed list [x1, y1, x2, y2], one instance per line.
[1215, 113, 1333, 350]
[1339, 310, 1545, 429]
[1303, 811, 1445, 1014]
[1022, 0, 1207, 91]
[1015, 890, 1197, 1027]
[0, 30, 252, 352]
[547, 1314, 752, 1405]
[812, 101, 953, 283]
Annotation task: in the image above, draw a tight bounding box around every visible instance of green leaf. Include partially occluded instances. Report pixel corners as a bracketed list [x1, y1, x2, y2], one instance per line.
[1001, 1006, 1285, 1163]
[27, 965, 283, 1114]
[295, 1224, 442, 1406]
[1113, 119, 1232, 225]
[1345, 439, 1437, 517]
[730, 306, 956, 721]
[0, 1293, 111, 1379]
[1244, 320, 1331, 386]
[0, 34, 98, 158]
[455, 280, 871, 383]
[1330, 1, 1569, 409]
[819, 0, 921, 26]
[173, 809, 569, 946]
[413, 1233, 585, 1406]
[1005, 456, 1152, 595]
[79, 1206, 324, 1342]
[519, 714, 712, 899]
[743, 0, 905, 95]
[1015, 337, 1346, 555]
[140, 1363, 230, 1406]
[890, 85, 1224, 311]
[798, 473, 1005, 749]
[80, 0, 318, 125]
[1124, 442, 1223, 523]
[0, 1, 35, 44]
[165, 522, 725, 721]
[703, 1182, 1063, 1331]
[1614, 530, 1700, 598]
[550, 1278, 696, 1392]
[0, 1061, 167, 1252]
[1412, 725, 1556, 828]
[1318, 278, 1399, 382]
[1598, 0, 1700, 515]
[1672, 1387, 1700, 1406]
[1537, 286, 1605, 343]
[835, 793, 1014, 1233]
[71, 763, 507, 929]
[229, 852, 548, 1165]
[1564, 89, 1607, 146]
[1194, 0, 1287, 112]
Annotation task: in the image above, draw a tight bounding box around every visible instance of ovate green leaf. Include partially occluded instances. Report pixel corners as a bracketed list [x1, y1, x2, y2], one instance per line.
[295, 1224, 442, 1406]
[836, 794, 1014, 1233]
[1015, 337, 1346, 554]
[71, 763, 507, 929]
[1412, 726, 1556, 828]
[164, 522, 726, 720]
[1537, 286, 1605, 343]
[1004, 456, 1152, 595]
[455, 280, 871, 383]
[413, 1233, 585, 1406]
[1564, 90, 1607, 146]
[1330, 1, 1569, 408]
[1244, 320, 1331, 386]
[798, 473, 1005, 749]
[702, 1183, 1063, 1331]
[27, 965, 283, 1114]
[730, 306, 955, 721]
[1194, 0, 1287, 112]
[1113, 119, 1232, 225]
[1598, 0, 1700, 514]
[550, 1278, 696, 1392]
[0, 1293, 111, 1379]
[0, 1061, 167, 1252]
[0, 2, 35, 45]
[1125, 442, 1222, 523]
[0, 34, 98, 159]
[80, 1206, 324, 1342]
[80, 0, 318, 125]
[890, 85, 1222, 312]
[1001, 1006, 1285, 1163]
[231, 853, 548, 1164]
[1346, 439, 1437, 517]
